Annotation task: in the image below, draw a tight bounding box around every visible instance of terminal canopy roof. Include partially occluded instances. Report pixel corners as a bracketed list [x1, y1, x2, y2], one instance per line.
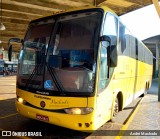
[0, 0, 158, 52]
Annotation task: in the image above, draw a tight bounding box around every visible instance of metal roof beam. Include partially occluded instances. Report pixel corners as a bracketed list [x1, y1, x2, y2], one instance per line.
[125, 0, 147, 6]
[96, 0, 106, 5]
[152, 0, 160, 17]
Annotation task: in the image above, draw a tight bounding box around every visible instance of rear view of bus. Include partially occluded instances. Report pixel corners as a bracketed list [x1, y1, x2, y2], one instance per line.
[14, 6, 153, 131]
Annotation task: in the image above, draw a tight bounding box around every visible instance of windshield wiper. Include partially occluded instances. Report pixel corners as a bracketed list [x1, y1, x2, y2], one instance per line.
[47, 65, 66, 95]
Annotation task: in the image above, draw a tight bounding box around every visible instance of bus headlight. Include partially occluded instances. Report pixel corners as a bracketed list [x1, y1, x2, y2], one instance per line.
[17, 97, 26, 104]
[64, 107, 93, 115]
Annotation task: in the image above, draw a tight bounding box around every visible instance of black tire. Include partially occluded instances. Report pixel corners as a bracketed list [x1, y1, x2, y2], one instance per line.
[110, 97, 119, 122]
[140, 83, 148, 97]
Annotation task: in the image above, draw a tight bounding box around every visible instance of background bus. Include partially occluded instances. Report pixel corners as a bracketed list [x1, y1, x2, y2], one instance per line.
[8, 6, 153, 131]
[0, 59, 4, 76]
[4, 61, 17, 76]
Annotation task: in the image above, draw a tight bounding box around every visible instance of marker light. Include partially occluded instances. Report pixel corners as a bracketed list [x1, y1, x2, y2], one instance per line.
[64, 107, 93, 115]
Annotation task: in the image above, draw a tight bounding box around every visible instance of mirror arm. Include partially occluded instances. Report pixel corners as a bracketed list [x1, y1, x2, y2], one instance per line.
[100, 35, 111, 44]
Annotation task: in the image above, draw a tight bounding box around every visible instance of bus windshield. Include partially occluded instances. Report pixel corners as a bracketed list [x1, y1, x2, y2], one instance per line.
[17, 11, 102, 96]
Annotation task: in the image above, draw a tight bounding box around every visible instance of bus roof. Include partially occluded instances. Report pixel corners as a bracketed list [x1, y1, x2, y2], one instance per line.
[30, 6, 117, 23]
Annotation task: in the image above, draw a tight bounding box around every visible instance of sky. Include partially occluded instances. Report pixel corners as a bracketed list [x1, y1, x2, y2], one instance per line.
[120, 4, 160, 41]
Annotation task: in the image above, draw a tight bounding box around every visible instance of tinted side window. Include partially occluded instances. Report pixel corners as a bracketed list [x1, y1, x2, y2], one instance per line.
[130, 36, 136, 59]
[123, 28, 131, 56]
[138, 41, 145, 62]
[119, 21, 136, 59]
[119, 22, 126, 54]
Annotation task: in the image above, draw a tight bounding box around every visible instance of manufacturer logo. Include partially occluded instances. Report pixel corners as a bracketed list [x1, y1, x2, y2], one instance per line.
[36, 91, 49, 95]
[40, 101, 46, 108]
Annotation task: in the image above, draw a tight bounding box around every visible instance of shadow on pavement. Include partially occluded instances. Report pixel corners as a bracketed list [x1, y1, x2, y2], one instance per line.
[147, 78, 158, 95]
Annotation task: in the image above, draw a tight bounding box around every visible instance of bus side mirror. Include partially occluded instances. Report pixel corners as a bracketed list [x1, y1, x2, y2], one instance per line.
[110, 44, 117, 67]
[8, 38, 22, 61]
[100, 35, 117, 67]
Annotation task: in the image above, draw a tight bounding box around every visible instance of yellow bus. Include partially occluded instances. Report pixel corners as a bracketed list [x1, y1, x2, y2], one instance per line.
[9, 6, 153, 131]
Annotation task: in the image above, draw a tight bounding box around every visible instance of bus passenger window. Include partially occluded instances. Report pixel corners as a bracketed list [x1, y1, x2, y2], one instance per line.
[119, 22, 126, 53]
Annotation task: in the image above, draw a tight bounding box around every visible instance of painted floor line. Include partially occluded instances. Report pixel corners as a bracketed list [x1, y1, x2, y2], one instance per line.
[0, 113, 18, 120]
[0, 97, 5, 100]
[115, 97, 143, 139]
[0, 97, 16, 101]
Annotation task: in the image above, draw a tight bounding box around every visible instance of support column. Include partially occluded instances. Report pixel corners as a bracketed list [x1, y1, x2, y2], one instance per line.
[156, 43, 159, 77]
[158, 42, 160, 101]
[152, 0, 160, 17]
[158, 61, 160, 101]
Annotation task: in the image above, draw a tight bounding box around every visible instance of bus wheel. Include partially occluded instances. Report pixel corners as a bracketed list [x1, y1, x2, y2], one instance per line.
[111, 97, 119, 122]
[140, 82, 148, 97]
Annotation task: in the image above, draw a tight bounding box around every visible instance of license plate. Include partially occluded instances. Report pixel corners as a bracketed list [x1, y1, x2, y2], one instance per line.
[36, 114, 49, 122]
